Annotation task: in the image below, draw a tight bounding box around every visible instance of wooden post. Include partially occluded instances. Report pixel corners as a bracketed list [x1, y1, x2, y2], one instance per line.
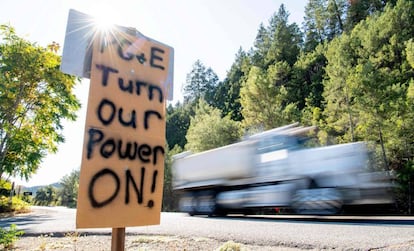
[111, 228, 125, 251]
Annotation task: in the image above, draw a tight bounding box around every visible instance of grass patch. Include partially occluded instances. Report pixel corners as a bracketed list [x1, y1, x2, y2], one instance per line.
[217, 240, 247, 251]
[132, 235, 181, 244]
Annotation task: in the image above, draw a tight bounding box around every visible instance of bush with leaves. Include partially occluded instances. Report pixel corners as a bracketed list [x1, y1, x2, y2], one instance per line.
[185, 99, 242, 153]
[0, 224, 24, 250]
[0, 196, 30, 214]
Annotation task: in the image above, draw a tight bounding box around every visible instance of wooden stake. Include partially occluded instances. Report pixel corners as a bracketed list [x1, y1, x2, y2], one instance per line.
[111, 228, 125, 251]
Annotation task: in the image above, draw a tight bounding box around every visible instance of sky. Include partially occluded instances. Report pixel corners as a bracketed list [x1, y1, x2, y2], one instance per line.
[1, 0, 306, 187]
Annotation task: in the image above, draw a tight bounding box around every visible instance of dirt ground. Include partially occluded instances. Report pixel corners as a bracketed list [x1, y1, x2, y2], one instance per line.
[12, 233, 301, 251]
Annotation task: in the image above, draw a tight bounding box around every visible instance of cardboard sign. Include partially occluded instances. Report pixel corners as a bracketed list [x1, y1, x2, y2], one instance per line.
[76, 28, 173, 228]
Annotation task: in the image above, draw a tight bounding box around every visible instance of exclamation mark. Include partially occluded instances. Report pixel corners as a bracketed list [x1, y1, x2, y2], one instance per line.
[147, 170, 158, 208]
[151, 170, 158, 193]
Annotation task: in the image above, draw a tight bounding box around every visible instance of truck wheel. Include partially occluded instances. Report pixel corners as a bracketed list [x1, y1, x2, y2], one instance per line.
[195, 192, 217, 217]
[178, 194, 197, 216]
[292, 187, 343, 215]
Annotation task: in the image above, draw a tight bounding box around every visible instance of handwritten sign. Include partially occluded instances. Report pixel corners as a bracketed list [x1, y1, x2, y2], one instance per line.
[76, 28, 173, 228]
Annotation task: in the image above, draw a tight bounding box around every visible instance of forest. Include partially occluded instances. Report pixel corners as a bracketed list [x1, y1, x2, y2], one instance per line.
[164, 0, 414, 213]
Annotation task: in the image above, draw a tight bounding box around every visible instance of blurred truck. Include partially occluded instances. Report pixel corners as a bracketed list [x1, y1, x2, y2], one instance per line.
[172, 123, 394, 216]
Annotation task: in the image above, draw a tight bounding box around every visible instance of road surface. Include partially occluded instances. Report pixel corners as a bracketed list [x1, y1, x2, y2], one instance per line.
[1, 206, 414, 250]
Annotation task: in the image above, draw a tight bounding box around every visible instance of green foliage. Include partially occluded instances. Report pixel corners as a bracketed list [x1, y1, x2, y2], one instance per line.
[292, 44, 327, 111]
[0, 195, 30, 214]
[0, 180, 12, 197]
[322, 0, 414, 165]
[162, 145, 182, 211]
[303, 0, 390, 51]
[240, 65, 300, 130]
[183, 60, 219, 105]
[166, 102, 193, 150]
[20, 193, 33, 204]
[219, 49, 251, 121]
[265, 4, 303, 67]
[407, 39, 414, 69]
[303, 0, 347, 52]
[0, 224, 24, 250]
[34, 185, 57, 206]
[0, 24, 81, 181]
[323, 34, 358, 143]
[345, 0, 388, 31]
[0, 180, 12, 191]
[10, 196, 30, 213]
[0, 180, 31, 213]
[185, 99, 242, 153]
[393, 161, 414, 213]
[240, 4, 305, 131]
[58, 169, 79, 208]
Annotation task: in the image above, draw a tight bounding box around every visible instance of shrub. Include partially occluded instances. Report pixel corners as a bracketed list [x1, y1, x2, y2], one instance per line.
[0, 180, 31, 214]
[217, 241, 246, 251]
[10, 196, 31, 214]
[0, 196, 31, 214]
[0, 224, 24, 249]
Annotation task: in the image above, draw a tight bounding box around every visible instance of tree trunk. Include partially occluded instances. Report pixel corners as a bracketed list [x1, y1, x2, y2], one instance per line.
[378, 126, 388, 171]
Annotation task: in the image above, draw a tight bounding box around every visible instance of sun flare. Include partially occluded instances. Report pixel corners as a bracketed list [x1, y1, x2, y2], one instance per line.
[90, 5, 120, 33]
[93, 14, 114, 33]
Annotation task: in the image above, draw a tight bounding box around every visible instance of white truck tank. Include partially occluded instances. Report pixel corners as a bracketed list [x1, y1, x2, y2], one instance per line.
[173, 141, 256, 189]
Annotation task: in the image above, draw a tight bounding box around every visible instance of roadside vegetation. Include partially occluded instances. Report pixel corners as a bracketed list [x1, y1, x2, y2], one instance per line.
[0, 180, 30, 215]
[0, 181, 26, 250]
[0, 224, 24, 250]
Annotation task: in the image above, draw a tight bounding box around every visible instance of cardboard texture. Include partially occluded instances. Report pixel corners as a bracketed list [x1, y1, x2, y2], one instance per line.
[76, 28, 173, 228]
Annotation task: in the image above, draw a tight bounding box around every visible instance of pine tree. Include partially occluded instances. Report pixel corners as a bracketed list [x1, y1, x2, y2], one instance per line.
[265, 4, 303, 67]
[218, 48, 251, 121]
[183, 60, 219, 106]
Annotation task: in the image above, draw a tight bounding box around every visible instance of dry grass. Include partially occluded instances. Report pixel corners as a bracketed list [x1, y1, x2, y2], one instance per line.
[13, 234, 290, 251]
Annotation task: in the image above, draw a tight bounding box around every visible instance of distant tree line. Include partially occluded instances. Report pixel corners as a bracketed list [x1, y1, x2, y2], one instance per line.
[32, 169, 79, 208]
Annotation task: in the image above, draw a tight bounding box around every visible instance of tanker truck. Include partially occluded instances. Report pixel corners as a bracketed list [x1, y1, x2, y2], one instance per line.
[172, 123, 394, 216]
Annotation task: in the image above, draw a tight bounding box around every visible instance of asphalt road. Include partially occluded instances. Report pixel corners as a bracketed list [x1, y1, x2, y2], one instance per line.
[1, 206, 414, 250]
